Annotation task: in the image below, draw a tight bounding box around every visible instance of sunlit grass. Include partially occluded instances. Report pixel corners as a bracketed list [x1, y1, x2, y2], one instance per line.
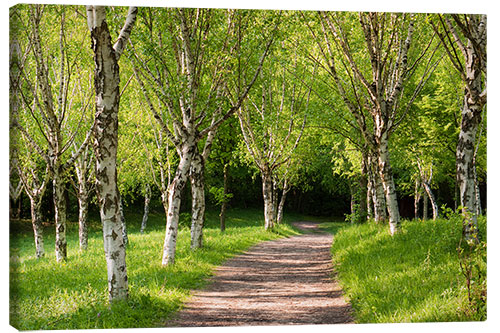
[327, 215, 487, 323]
[9, 207, 300, 330]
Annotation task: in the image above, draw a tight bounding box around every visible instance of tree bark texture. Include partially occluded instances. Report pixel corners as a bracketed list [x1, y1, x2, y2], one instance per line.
[377, 134, 400, 235]
[366, 175, 374, 220]
[190, 150, 205, 249]
[162, 141, 195, 265]
[119, 194, 128, 246]
[423, 192, 429, 220]
[358, 157, 368, 223]
[261, 167, 275, 230]
[220, 163, 229, 232]
[87, 5, 137, 302]
[53, 168, 67, 262]
[422, 181, 438, 220]
[30, 196, 45, 258]
[414, 179, 421, 220]
[276, 179, 290, 225]
[370, 159, 387, 223]
[140, 184, 151, 234]
[74, 148, 92, 251]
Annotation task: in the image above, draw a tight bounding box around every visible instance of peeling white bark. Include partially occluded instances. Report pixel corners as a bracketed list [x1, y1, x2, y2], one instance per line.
[140, 184, 151, 234]
[162, 141, 195, 265]
[30, 195, 45, 258]
[190, 150, 205, 249]
[87, 5, 137, 302]
[262, 167, 275, 230]
[53, 168, 67, 262]
[378, 135, 400, 235]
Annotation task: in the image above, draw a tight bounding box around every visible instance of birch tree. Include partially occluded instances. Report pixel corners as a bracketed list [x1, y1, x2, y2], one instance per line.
[69, 142, 94, 251]
[237, 59, 308, 230]
[87, 5, 137, 302]
[431, 14, 486, 241]
[12, 5, 95, 261]
[131, 8, 276, 264]
[10, 9, 50, 258]
[310, 11, 441, 234]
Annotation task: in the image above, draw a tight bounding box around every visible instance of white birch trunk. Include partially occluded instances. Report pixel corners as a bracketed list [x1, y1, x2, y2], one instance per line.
[53, 168, 67, 262]
[414, 179, 421, 220]
[261, 167, 275, 230]
[140, 184, 151, 234]
[190, 150, 205, 249]
[349, 183, 356, 223]
[30, 196, 45, 258]
[366, 174, 374, 220]
[422, 181, 438, 220]
[119, 195, 128, 246]
[358, 158, 368, 222]
[378, 134, 400, 235]
[372, 166, 387, 223]
[276, 180, 289, 225]
[87, 5, 137, 302]
[272, 177, 279, 221]
[162, 141, 195, 265]
[457, 97, 481, 239]
[219, 163, 229, 232]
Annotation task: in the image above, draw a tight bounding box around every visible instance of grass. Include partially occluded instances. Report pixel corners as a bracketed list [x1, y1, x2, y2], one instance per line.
[324, 214, 487, 323]
[9, 207, 301, 330]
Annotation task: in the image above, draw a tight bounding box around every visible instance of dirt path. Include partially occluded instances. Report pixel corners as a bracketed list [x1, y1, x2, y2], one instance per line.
[167, 221, 353, 327]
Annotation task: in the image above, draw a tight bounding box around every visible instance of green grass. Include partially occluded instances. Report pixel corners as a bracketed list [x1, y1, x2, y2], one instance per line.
[9, 207, 301, 330]
[326, 215, 487, 323]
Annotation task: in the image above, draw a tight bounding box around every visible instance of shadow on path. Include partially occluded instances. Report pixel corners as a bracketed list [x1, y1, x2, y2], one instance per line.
[167, 221, 353, 327]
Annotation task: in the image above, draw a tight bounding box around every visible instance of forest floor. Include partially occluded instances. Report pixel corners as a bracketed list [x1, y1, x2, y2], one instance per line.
[167, 221, 353, 327]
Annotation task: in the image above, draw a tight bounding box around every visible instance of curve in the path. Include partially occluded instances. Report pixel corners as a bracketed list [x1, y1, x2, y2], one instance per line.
[167, 221, 353, 327]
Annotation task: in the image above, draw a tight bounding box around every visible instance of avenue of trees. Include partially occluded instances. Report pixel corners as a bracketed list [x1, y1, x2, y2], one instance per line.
[9, 4, 486, 303]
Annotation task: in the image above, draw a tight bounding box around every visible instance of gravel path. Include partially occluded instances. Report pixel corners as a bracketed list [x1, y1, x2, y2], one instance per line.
[167, 221, 353, 327]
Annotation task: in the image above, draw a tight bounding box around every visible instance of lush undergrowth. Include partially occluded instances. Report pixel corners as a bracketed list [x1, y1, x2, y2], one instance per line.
[9, 208, 301, 330]
[324, 213, 487, 323]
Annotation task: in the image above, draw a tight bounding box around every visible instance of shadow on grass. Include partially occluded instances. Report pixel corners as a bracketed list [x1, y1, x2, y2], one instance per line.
[9, 207, 301, 330]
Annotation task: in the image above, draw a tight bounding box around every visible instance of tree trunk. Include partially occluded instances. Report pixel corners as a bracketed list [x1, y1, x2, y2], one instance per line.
[162, 141, 194, 265]
[378, 135, 400, 235]
[414, 179, 421, 220]
[140, 184, 151, 234]
[422, 181, 438, 220]
[220, 163, 229, 232]
[272, 177, 279, 221]
[423, 191, 429, 220]
[53, 168, 67, 262]
[475, 181, 482, 217]
[358, 158, 368, 223]
[261, 167, 275, 230]
[276, 179, 289, 225]
[87, 5, 137, 302]
[349, 182, 356, 223]
[366, 174, 374, 220]
[119, 194, 128, 246]
[190, 150, 205, 249]
[373, 172, 387, 223]
[30, 196, 45, 258]
[456, 96, 481, 239]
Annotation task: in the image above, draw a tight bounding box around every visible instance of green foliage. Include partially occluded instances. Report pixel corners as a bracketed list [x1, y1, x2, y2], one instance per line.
[330, 215, 487, 323]
[9, 208, 299, 330]
[208, 186, 233, 206]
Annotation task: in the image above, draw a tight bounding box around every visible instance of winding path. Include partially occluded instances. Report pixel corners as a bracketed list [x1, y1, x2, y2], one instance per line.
[167, 221, 353, 327]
